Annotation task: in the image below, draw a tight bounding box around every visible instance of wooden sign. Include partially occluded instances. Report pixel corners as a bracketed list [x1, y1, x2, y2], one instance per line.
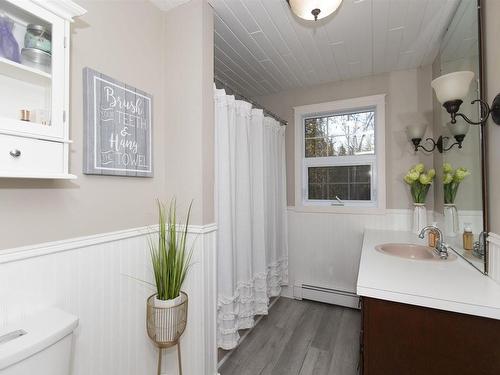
[83, 68, 153, 177]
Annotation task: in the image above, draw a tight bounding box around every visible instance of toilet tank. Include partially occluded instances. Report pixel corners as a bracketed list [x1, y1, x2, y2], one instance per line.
[0, 308, 78, 375]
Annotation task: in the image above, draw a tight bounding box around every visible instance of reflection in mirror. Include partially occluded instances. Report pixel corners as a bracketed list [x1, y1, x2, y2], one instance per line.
[432, 0, 486, 272]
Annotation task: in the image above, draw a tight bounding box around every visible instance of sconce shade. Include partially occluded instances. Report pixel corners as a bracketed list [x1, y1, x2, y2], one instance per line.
[447, 121, 470, 136]
[406, 124, 428, 139]
[431, 71, 474, 104]
[288, 0, 343, 20]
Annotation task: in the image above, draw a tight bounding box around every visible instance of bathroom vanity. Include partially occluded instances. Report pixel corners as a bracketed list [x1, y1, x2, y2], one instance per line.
[361, 297, 500, 375]
[356, 1, 500, 372]
[357, 230, 500, 375]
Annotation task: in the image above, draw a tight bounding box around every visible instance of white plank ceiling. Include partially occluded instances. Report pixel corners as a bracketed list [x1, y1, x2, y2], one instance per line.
[211, 0, 461, 98]
[440, 0, 478, 64]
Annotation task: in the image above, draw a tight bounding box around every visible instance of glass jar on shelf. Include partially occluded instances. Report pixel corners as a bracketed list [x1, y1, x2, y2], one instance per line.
[24, 24, 51, 54]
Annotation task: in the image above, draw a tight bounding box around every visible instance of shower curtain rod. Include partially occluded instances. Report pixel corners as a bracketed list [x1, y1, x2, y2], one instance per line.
[214, 77, 288, 126]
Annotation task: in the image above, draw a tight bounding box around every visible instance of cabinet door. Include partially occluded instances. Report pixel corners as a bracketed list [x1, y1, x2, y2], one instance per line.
[0, 0, 66, 139]
[362, 297, 500, 375]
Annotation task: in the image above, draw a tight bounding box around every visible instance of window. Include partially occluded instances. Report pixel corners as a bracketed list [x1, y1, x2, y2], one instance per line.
[307, 165, 372, 201]
[295, 95, 386, 209]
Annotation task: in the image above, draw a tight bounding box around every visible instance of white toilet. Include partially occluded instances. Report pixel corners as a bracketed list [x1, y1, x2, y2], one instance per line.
[0, 308, 78, 374]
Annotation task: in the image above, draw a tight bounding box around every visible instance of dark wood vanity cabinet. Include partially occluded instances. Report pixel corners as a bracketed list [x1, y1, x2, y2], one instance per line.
[360, 297, 500, 375]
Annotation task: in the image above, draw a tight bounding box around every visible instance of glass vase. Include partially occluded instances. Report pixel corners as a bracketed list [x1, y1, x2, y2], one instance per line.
[413, 203, 427, 234]
[444, 203, 459, 237]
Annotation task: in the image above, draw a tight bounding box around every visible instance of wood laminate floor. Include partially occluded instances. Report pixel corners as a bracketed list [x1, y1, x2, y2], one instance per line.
[219, 297, 361, 375]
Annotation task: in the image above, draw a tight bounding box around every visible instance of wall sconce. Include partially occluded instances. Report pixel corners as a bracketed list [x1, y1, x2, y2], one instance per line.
[431, 71, 500, 125]
[407, 122, 469, 153]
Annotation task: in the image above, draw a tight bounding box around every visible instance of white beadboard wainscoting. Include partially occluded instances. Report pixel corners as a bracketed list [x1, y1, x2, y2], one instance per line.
[434, 210, 484, 239]
[488, 233, 500, 284]
[0, 224, 217, 375]
[285, 208, 432, 302]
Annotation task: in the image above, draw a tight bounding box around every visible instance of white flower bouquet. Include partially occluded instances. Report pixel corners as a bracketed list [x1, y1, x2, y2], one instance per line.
[403, 163, 435, 204]
[443, 163, 470, 204]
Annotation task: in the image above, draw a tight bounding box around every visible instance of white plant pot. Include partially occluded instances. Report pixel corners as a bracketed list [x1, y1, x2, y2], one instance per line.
[413, 203, 427, 234]
[154, 294, 182, 308]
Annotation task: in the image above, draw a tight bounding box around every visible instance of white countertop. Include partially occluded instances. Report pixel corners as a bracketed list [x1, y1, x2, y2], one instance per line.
[357, 229, 500, 320]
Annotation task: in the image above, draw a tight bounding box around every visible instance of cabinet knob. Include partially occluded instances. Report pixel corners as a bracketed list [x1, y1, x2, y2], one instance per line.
[9, 149, 21, 157]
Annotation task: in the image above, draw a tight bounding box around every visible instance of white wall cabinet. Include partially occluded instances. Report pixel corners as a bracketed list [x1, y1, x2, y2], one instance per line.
[0, 0, 85, 179]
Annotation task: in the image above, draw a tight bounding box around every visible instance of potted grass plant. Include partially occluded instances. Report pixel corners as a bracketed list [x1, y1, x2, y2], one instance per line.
[147, 199, 193, 347]
[150, 198, 193, 308]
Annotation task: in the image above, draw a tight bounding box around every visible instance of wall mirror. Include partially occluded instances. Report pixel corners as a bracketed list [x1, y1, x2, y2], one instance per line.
[433, 0, 487, 273]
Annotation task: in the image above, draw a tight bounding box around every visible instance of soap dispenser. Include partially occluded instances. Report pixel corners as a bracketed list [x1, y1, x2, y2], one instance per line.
[428, 222, 439, 248]
[463, 223, 474, 251]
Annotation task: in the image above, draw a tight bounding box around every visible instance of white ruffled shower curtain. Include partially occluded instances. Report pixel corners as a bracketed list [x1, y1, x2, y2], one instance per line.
[215, 88, 288, 350]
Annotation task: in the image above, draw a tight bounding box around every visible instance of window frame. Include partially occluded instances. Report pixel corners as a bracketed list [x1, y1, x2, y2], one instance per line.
[294, 95, 386, 212]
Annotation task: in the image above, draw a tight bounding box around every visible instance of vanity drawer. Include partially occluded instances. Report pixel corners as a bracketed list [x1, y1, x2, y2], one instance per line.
[0, 134, 64, 175]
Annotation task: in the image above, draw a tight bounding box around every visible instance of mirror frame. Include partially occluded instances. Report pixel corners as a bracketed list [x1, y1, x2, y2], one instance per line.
[439, 0, 489, 274]
[478, 0, 489, 274]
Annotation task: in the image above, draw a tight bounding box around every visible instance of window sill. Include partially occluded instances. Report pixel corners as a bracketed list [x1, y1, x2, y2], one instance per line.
[288, 205, 388, 215]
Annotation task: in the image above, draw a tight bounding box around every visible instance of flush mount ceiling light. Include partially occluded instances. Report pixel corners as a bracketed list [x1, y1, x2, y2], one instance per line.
[431, 71, 500, 126]
[286, 0, 343, 21]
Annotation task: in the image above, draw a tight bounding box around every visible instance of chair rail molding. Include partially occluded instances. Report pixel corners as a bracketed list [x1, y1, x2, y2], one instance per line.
[0, 223, 217, 264]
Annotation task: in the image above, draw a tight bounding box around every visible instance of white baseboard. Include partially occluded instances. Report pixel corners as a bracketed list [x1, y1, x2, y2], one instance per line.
[293, 282, 360, 309]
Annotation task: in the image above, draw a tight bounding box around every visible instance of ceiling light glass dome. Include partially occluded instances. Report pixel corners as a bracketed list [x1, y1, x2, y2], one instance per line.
[287, 0, 343, 21]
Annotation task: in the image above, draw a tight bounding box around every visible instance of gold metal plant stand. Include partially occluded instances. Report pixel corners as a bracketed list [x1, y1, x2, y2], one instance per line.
[146, 292, 188, 375]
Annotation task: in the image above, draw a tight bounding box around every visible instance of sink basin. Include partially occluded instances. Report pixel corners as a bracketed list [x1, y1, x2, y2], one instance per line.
[375, 243, 456, 261]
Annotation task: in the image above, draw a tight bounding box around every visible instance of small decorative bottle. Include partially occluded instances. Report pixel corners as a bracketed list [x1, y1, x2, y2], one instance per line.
[428, 222, 439, 248]
[463, 223, 474, 252]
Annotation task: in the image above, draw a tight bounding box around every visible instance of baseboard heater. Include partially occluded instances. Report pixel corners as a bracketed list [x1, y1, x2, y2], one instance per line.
[293, 283, 360, 309]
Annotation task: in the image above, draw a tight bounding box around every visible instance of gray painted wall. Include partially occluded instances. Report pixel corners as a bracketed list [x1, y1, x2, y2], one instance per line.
[163, 0, 215, 225]
[255, 67, 434, 209]
[0, 0, 215, 250]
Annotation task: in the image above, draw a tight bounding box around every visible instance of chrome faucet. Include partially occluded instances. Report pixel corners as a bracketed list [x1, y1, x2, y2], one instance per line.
[418, 225, 449, 259]
[473, 231, 486, 259]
